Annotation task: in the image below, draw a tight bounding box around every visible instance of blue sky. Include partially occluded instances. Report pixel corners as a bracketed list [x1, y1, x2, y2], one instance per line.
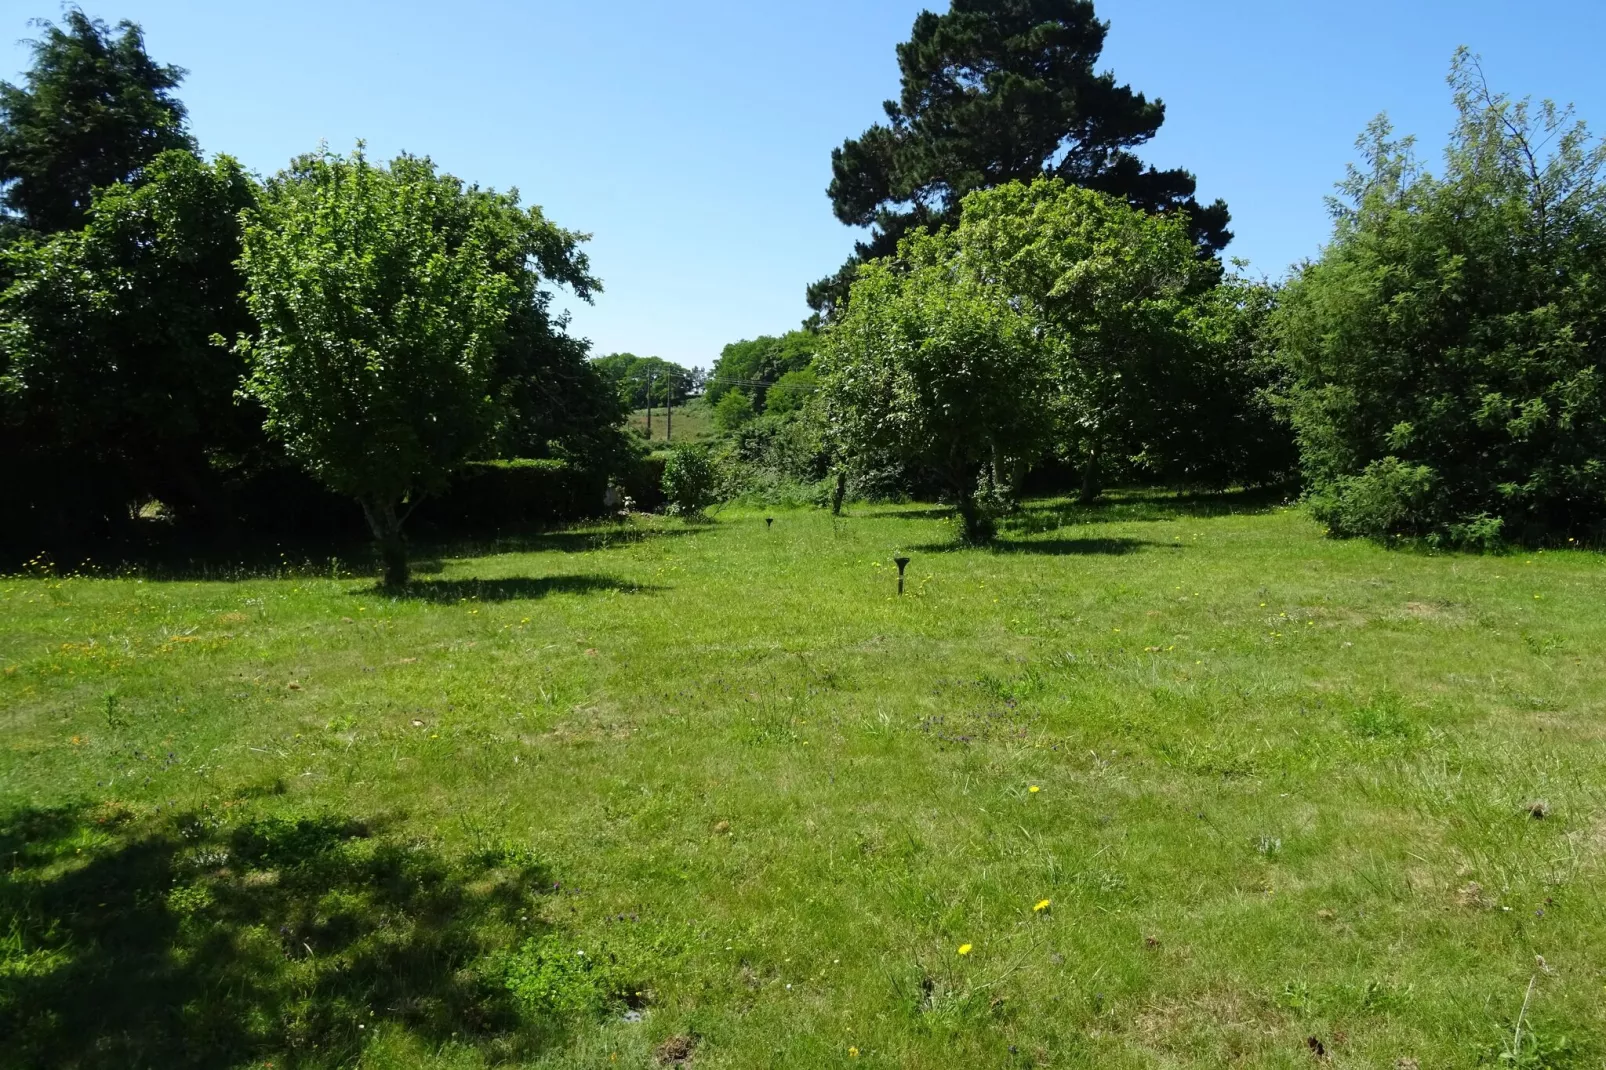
[6, 1, 1605, 369]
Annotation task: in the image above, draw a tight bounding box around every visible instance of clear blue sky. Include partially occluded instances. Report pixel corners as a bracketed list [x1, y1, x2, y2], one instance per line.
[6, 1, 1605, 369]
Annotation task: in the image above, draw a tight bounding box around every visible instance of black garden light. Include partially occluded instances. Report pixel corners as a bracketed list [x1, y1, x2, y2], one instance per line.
[766, 517, 774, 530]
[894, 556, 911, 595]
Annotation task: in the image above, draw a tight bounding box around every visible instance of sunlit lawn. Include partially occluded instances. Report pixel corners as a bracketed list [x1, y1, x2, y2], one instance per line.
[2, 493, 1603, 1069]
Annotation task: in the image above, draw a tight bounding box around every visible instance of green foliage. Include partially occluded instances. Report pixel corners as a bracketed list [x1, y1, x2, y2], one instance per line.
[719, 408, 833, 505]
[660, 443, 718, 517]
[0, 9, 193, 234]
[503, 935, 632, 1016]
[423, 459, 607, 531]
[0, 149, 261, 526]
[1279, 52, 1606, 545]
[822, 178, 1288, 529]
[813, 0, 1230, 316]
[590, 352, 700, 408]
[237, 146, 596, 584]
[765, 367, 818, 415]
[938, 179, 1282, 497]
[819, 241, 1058, 542]
[712, 388, 757, 432]
[707, 330, 817, 405]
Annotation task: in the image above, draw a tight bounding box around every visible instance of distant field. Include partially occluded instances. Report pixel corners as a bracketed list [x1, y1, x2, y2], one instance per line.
[627, 395, 714, 444]
[3, 494, 1604, 1068]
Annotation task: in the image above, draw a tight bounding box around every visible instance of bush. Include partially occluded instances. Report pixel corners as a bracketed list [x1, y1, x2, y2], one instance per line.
[712, 389, 758, 433]
[1307, 458, 1439, 541]
[661, 445, 718, 517]
[419, 459, 606, 531]
[1278, 55, 1606, 546]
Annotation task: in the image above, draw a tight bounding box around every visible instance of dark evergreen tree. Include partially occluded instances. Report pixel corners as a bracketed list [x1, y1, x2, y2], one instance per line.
[0, 9, 194, 235]
[812, 0, 1229, 317]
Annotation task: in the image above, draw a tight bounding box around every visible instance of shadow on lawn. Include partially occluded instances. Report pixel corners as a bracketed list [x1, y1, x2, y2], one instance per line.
[371, 575, 665, 603]
[911, 536, 1169, 556]
[0, 801, 559, 1070]
[858, 487, 1289, 530]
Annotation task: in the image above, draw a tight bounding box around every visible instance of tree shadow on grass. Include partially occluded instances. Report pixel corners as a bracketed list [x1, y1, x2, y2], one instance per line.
[423, 523, 698, 559]
[855, 506, 957, 521]
[1008, 486, 1290, 530]
[910, 536, 1170, 556]
[0, 801, 562, 1070]
[369, 575, 665, 603]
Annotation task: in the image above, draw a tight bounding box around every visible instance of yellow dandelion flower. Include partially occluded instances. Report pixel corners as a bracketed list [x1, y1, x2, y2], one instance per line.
[1029, 785, 1041, 794]
[1034, 899, 1052, 912]
[849, 1047, 859, 1058]
[957, 943, 973, 956]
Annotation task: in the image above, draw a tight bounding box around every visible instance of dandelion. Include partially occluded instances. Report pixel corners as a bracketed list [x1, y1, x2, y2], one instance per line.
[1034, 899, 1052, 912]
[957, 943, 973, 956]
[849, 1047, 859, 1058]
[1029, 785, 1041, 794]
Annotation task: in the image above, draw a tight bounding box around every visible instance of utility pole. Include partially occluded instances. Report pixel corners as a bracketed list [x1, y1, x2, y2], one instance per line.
[645, 373, 654, 439]
[666, 373, 673, 442]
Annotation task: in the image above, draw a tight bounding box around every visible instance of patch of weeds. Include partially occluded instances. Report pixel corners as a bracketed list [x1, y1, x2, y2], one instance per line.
[504, 936, 634, 1016]
[1522, 633, 1567, 656]
[1496, 1023, 1579, 1069]
[1346, 696, 1420, 743]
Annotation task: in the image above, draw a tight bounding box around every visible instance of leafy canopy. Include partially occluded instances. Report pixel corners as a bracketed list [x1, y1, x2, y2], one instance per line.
[946, 179, 1284, 493]
[0, 9, 193, 234]
[237, 146, 598, 583]
[1278, 51, 1606, 545]
[707, 331, 818, 406]
[819, 230, 1059, 542]
[813, 0, 1229, 317]
[590, 352, 701, 409]
[0, 149, 259, 519]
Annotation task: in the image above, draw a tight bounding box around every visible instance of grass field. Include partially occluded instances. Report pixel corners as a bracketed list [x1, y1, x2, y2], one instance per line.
[3, 493, 1604, 1069]
[628, 396, 715, 445]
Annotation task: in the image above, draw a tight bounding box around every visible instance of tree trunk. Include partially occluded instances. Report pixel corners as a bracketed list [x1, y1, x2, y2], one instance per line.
[360, 497, 410, 587]
[831, 469, 847, 516]
[1079, 443, 1103, 505]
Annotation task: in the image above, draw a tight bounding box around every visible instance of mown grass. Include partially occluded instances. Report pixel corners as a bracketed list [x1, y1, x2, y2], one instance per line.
[2, 493, 1604, 1069]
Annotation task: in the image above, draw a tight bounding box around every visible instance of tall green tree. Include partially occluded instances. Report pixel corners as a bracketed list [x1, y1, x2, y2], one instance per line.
[0, 9, 193, 235]
[590, 352, 700, 409]
[707, 331, 818, 405]
[941, 179, 1243, 498]
[812, 0, 1229, 318]
[237, 147, 598, 585]
[1278, 53, 1606, 545]
[819, 240, 1059, 542]
[0, 150, 259, 534]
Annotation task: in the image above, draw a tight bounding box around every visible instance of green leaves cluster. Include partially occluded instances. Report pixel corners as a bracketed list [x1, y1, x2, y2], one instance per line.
[1279, 51, 1606, 545]
[0, 9, 192, 235]
[236, 147, 600, 584]
[820, 178, 1286, 540]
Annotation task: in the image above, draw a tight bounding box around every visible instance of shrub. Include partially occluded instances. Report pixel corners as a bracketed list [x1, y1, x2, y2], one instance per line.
[712, 389, 757, 432]
[1278, 54, 1606, 546]
[661, 444, 718, 517]
[421, 459, 606, 531]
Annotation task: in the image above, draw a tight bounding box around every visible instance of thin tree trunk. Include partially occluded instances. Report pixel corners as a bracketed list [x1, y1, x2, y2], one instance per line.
[360, 497, 409, 587]
[831, 469, 847, 516]
[1079, 443, 1102, 505]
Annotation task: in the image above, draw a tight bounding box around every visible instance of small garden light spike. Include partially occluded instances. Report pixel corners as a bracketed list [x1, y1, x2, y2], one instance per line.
[766, 517, 774, 530]
[895, 556, 911, 595]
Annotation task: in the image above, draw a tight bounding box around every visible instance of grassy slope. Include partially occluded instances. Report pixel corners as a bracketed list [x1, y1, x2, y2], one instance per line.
[2, 494, 1604, 1069]
[628, 396, 715, 445]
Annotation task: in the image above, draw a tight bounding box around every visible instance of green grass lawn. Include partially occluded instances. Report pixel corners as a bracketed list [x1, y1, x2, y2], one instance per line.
[3, 494, 1604, 1069]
